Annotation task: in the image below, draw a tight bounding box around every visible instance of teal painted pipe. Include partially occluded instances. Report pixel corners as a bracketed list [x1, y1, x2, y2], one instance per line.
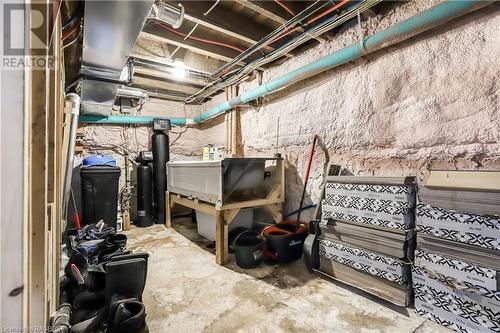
[79, 115, 187, 126]
[194, 0, 490, 124]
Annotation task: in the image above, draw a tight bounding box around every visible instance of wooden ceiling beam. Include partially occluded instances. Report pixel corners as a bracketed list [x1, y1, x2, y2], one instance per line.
[233, 0, 325, 43]
[138, 32, 267, 71]
[139, 31, 242, 64]
[130, 53, 214, 75]
[168, 1, 275, 41]
[134, 66, 207, 87]
[233, 0, 288, 24]
[182, 12, 292, 58]
[133, 74, 202, 95]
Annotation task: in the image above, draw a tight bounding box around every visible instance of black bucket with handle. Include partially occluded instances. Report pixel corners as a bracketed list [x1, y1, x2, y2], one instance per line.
[233, 230, 264, 269]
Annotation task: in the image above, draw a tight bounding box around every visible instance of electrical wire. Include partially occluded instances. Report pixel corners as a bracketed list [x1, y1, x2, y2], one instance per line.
[62, 30, 81, 50]
[47, 0, 63, 49]
[151, 20, 244, 53]
[274, 0, 296, 16]
[62, 15, 81, 42]
[169, 0, 221, 60]
[269, 0, 350, 45]
[169, 127, 188, 147]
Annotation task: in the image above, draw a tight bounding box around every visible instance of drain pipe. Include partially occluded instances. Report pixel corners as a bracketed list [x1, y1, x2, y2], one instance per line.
[62, 93, 80, 220]
[78, 0, 491, 126]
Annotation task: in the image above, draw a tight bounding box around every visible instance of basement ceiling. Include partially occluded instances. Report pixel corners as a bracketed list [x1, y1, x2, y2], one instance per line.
[65, 0, 387, 105]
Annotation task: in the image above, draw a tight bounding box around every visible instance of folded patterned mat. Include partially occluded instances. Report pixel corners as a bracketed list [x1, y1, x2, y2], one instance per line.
[318, 238, 412, 306]
[414, 249, 499, 298]
[322, 177, 416, 230]
[319, 219, 415, 259]
[418, 170, 500, 217]
[417, 234, 500, 270]
[416, 203, 500, 251]
[413, 260, 500, 333]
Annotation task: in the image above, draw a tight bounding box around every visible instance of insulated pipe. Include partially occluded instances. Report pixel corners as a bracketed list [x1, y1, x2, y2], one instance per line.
[62, 93, 81, 220]
[193, 0, 492, 123]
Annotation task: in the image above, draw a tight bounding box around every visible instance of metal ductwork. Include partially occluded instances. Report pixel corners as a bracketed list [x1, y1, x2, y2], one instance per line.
[149, 1, 184, 29]
[116, 86, 149, 101]
[80, 0, 154, 115]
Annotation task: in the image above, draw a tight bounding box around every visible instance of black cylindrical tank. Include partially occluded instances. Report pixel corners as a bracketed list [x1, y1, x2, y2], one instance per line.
[152, 120, 170, 224]
[135, 161, 154, 228]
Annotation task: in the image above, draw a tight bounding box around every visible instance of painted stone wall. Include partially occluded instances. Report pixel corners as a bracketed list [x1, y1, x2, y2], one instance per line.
[194, 2, 500, 219]
[85, 1, 500, 221]
[80, 98, 202, 161]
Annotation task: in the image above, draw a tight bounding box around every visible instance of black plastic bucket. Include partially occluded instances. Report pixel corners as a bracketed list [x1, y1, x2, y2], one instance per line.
[233, 231, 264, 269]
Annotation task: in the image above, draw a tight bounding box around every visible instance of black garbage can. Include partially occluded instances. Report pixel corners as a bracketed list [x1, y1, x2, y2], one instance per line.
[80, 165, 121, 229]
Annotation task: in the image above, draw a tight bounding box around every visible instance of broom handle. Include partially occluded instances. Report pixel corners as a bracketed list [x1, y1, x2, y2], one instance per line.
[297, 135, 318, 222]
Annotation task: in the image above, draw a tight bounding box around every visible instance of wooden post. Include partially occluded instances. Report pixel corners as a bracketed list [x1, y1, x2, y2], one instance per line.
[165, 191, 172, 228]
[225, 85, 243, 157]
[215, 210, 228, 265]
[122, 210, 131, 231]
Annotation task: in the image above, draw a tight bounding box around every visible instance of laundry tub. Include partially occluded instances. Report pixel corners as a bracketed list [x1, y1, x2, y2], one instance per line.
[166, 158, 268, 205]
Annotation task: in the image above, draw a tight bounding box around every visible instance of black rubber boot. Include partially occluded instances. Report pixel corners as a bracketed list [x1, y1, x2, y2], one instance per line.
[110, 301, 148, 333]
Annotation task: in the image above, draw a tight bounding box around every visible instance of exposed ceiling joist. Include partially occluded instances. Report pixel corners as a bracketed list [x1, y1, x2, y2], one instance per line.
[134, 66, 207, 87]
[139, 31, 242, 64]
[169, 1, 275, 41]
[234, 0, 288, 24]
[182, 12, 292, 58]
[133, 74, 203, 95]
[232, 0, 325, 43]
[131, 53, 213, 75]
[184, 13, 258, 46]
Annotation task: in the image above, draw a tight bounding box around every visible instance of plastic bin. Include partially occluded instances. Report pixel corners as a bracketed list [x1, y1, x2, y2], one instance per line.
[80, 165, 121, 229]
[196, 208, 253, 241]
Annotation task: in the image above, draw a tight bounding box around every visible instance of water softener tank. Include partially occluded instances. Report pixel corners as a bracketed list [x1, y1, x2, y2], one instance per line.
[135, 151, 154, 227]
[152, 119, 170, 224]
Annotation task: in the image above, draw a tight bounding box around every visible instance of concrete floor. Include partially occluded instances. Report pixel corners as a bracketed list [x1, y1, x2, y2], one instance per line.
[125, 219, 451, 333]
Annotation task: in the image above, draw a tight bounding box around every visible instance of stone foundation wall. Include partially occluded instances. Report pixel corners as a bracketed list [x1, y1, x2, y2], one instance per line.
[84, 1, 500, 221]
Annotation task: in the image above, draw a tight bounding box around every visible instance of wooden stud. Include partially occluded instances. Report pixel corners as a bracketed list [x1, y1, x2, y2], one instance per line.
[276, 159, 286, 201]
[219, 197, 283, 211]
[215, 210, 228, 265]
[122, 210, 131, 231]
[165, 192, 172, 228]
[223, 208, 241, 225]
[171, 195, 216, 217]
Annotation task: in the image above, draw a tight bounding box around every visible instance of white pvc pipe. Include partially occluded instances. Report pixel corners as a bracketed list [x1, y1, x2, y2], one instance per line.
[62, 93, 80, 220]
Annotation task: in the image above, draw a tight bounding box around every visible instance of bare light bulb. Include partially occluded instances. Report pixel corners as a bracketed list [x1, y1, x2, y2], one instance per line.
[171, 59, 186, 79]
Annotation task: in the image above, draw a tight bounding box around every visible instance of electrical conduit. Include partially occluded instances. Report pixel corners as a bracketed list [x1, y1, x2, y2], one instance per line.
[79, 0, 491, 126]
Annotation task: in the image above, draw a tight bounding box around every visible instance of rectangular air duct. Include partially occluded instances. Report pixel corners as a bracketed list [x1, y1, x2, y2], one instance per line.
[81, 0, 154, 115]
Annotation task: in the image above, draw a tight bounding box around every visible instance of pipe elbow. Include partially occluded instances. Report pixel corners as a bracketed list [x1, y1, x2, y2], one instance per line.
[65, 92, 81, 115]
